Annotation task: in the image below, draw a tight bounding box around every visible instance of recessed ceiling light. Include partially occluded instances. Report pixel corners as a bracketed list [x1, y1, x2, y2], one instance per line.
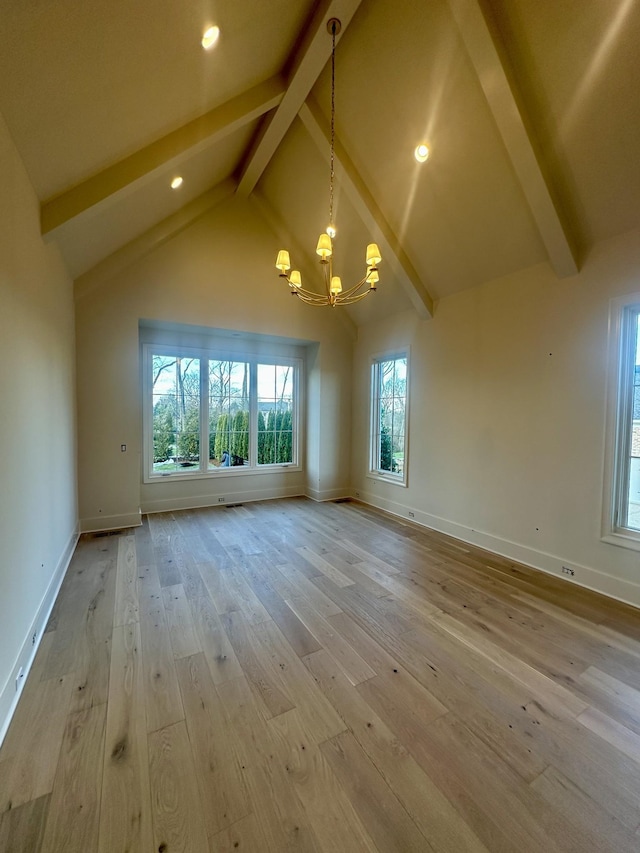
[202, 25, 220, 49]
[170, 176, 183, 189]
[414, 143, 430, 163]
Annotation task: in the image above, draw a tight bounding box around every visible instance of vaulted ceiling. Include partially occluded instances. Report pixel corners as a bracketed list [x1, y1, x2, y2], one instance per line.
[2, 0, 639, 323]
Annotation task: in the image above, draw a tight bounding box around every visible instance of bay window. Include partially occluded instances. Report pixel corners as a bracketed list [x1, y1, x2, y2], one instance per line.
[144, 344, 300, 480]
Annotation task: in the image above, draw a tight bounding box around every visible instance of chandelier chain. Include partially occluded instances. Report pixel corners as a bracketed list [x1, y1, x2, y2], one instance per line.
[274, 16, 381, 307]
[329, 20, 336, 230]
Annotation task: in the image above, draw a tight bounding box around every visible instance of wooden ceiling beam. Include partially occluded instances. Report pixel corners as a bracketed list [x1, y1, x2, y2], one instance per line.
[299, 100, 435, 319]
[236, 0, 363, 198]
[41, 76, 284, 238]
[447, 0, 579, 277]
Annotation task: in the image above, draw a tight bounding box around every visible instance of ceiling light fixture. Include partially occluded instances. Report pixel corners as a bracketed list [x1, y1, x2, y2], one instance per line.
[414, 143, 430, 163]
[275, 18, 381, 308]
[170, 176, 183, 189]
[202, 25, 220, 49]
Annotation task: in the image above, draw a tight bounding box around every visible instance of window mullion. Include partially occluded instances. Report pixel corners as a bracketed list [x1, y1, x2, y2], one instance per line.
[249, 361, 257, 467]
[200, 357, 208, 473]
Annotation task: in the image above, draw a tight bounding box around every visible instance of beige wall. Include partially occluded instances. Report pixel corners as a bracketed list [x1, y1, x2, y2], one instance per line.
[0, 114, 77, 736]
[74, 196, 352, 530]
[352, 227, 640, 608]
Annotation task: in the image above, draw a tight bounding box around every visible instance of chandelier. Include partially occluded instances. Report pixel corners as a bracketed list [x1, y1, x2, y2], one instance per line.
[275, 18, 381, 307]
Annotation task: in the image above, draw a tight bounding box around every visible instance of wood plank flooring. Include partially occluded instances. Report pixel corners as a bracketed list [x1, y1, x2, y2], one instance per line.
[1, 497, 640, 852]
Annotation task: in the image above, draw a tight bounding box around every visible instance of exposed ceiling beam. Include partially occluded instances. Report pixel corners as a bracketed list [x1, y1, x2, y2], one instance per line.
[250, 190, 357, 340]
[236, 0, 363, 198]
[447, 0, 579, 277]
[74, 179, 237, 300]
[42, 76, 284, 238]
[299, 100, 435, 320]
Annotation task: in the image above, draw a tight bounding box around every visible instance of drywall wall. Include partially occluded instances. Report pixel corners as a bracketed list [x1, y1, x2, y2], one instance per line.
[0, 113, 77, 740]
[74, 195, 352, 530]
[352, 226, 640, 608]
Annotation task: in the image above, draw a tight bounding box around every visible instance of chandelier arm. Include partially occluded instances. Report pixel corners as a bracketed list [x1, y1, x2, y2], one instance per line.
[295, 290, 335, 306]
[333, 274, 376, 299]
[284, 274, 377, 307]
[292, 289, 333, 303]
[280, 271, 334, 303]
[334, 289, 377, 306]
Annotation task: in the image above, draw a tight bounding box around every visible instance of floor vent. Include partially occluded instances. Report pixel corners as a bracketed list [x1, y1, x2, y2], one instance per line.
[333, 498, 352, 503]
[92, 529, 122, 538]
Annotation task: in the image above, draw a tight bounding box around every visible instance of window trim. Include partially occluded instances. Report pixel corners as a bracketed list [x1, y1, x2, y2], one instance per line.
[142, 343, 302, 483]
[369, 349, 409, 487]
[602, 293, 640, 550]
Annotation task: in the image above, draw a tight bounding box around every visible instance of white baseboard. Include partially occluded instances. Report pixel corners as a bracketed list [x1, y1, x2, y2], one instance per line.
[142, 485, 304, 515]
[305, 487, 351, 502]
[0, 525, 79, 747]
[354, 490, 640, 611]
[80, 509, 142, 534]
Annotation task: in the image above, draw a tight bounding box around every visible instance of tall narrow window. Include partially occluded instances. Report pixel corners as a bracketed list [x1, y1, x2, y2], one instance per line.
[370, 353, 408, 484]
[152, 355, 200, 473]
[209, 360, 250, 468]
[610, 303, 640, 535]
[258, 364, 295, 465]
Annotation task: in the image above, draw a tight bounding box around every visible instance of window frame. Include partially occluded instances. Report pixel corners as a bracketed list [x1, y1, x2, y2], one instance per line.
[369, 349, 409, 487]
[602, 293, 640, 550]
[142, 343, 302, 483]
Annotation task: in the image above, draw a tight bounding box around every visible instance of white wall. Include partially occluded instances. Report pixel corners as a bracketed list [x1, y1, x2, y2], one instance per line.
[75, 196, 353, 530]
[0, 113, 78, 739]
[352, 227, 640, 608]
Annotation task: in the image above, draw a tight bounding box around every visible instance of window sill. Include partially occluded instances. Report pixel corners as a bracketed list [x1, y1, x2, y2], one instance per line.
[367, 472, 407, 488]
[601, 530, 640, 553]
[145, 464, 301, 485]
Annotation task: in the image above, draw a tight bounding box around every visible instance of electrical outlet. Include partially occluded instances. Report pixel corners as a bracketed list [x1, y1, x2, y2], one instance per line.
[218, 496, 225, 502]
[15, 667, 24, 692]
[408, 511, 415, 518]
[562, 566, 575, 577]
[355, 491, 360, 497]
[32, 632, 37, 645]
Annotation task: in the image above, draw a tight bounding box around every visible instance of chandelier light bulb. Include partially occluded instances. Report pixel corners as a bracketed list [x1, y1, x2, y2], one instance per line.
[326, 223, 336, 238]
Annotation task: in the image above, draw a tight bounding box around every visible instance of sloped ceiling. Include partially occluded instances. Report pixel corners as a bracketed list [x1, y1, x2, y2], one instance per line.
[1, 0, 639, 324]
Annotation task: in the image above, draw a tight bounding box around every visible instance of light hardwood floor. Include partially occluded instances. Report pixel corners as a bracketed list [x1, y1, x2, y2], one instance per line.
[1, 497, 640, 852]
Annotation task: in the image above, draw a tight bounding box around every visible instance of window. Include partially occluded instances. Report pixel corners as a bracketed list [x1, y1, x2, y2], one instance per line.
[208, 360, 250, 470]
[370, 352, 408, 485]
[144, 345, 300, 480]
[257, 363, 294, 465]
[605, 299, 640, 545]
